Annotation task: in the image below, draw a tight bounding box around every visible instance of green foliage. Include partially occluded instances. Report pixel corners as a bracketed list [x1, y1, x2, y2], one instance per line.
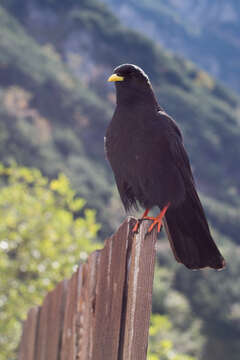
[148, 314, 196, 360]
[0, 164, 100, 360]
[152, 265, 204, 358]
[0, 1, 240, 359]
[0, 7, 75, 87]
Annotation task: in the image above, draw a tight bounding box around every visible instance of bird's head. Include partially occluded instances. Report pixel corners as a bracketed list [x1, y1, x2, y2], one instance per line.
[108, 64, 157, 107]
[108, 64, 149, 85]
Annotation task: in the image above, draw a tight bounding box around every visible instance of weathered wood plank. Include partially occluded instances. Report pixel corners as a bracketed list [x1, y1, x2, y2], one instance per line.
[60, 269, 79, 360]
[18, 306, 39, 360]
[91, 218, 135, 360]
[45, 280, 67, 360]
[120, 220, 157, 360]
[18, 217, 158, 360]
[75, 251, 100, 359]
[35, 291, 51, 360]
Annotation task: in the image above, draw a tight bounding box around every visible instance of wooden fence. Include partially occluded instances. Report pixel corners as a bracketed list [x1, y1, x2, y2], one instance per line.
[18, 217, 158, 360]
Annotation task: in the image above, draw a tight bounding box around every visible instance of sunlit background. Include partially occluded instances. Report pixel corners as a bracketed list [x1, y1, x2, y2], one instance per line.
[0, 1, 240, 359]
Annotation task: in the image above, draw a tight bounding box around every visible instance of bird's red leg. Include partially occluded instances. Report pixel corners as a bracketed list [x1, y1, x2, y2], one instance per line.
[147, 203, 170, 233]
[132, 208, 150, 233]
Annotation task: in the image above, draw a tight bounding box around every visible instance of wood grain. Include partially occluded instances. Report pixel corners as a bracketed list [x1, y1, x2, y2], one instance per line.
[91, 218, 135, 360]
[18, 306, 39, 360]
[120, 220, 157, 360]
[75, 251, 99, 360]
[18, 218, 157, 360]
[60, 269, 79, 360]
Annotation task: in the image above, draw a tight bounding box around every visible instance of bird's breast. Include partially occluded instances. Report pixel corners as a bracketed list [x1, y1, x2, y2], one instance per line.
[105, 108, 167, 178]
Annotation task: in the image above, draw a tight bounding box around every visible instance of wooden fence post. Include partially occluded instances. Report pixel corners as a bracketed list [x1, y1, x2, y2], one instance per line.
[18, 217, 157, 360]
[119, 220, 157, 360]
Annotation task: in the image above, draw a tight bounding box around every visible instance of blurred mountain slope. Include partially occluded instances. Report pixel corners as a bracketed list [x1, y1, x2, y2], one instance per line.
[0, 1, 240, 359]
[103, 0, 240, 93]
[1, 0, 240, 237]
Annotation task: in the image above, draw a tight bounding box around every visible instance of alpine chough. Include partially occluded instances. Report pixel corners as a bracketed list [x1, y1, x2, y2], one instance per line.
[105, 64, 225, 270]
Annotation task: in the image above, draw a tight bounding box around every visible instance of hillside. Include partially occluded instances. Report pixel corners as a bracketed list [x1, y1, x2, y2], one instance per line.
[0, 3, 114, 237]
[0, 1, 240, 359]
[103, 0, 240, 94]
[2, 0, 240, 236]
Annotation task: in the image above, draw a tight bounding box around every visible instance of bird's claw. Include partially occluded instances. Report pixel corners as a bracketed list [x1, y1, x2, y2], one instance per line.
[147, 217, 163, 233]
[132, 220, 140, 233]
[132, 205, 169, 234]
[132, 218, 145, 233]
[133, 216, 163, 234]
[146, 204, 170, 233]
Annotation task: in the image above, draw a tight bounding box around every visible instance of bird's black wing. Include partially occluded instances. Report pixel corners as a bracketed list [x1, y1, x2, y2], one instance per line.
[154, 111, 225, 269]
[155, 111, 193, 181]
[104, 129, 139, 211]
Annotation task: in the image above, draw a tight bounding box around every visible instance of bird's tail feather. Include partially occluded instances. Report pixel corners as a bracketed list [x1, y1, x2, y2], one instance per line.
[163, 190, 225, 270]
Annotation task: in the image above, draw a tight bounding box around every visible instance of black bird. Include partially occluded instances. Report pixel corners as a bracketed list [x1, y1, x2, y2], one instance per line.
[105, 64, 225, 270]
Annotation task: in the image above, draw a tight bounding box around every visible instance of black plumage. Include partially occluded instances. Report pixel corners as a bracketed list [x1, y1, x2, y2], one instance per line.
[105, 64, 225, 270]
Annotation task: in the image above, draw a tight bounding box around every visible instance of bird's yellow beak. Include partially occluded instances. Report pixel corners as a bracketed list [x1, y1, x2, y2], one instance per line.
[108, 74, 124, 82]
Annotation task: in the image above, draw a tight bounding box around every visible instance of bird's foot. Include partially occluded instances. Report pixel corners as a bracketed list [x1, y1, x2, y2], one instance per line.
[132, 219, 142, 233]
[132, 208, 150, 233]
[146, 203, 170, 233]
